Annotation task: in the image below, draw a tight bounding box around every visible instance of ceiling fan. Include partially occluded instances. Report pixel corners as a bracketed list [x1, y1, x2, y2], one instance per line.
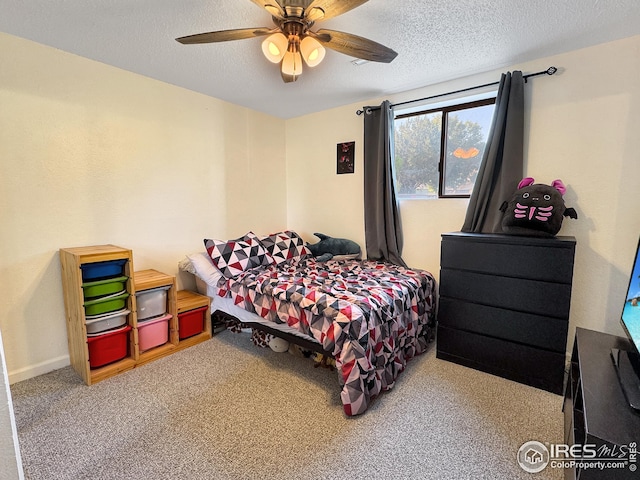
[176, 0, 398, 83]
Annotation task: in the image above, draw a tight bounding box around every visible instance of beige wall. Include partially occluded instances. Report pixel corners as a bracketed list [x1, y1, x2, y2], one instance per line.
[0, 33, 287, 383]
[0, 31, 637, 384]
[1, 27, 639, 480]
[287, 35, 640, 343]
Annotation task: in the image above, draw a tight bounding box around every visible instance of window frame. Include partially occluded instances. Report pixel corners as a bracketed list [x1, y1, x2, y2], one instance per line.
[394, 96, 496, 199]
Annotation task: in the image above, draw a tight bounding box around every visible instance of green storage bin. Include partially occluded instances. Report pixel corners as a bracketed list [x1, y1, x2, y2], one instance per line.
[82, 276, 129, 300]
[84, 291, 130, 316]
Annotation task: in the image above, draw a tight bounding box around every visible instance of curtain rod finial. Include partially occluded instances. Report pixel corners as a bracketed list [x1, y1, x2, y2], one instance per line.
[547, 66, 557, 75]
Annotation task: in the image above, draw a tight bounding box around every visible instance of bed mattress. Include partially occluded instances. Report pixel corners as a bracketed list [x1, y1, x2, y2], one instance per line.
[195, 276, 316, 341]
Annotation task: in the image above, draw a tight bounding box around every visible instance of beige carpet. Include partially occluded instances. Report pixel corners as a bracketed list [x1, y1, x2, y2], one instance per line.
[11, 329, 564, 479]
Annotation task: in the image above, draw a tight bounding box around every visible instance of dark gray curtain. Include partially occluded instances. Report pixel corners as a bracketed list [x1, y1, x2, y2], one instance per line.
[363, 100, 407, 267]
[461, 71, 525, 233]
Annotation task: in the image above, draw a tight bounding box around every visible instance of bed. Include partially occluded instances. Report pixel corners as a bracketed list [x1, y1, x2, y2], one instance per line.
[180, 230, 437, 416]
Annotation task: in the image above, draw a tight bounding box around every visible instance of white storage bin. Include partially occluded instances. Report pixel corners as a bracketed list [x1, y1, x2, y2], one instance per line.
[136, 285, 170, 321]
[85, 309, 130, 334]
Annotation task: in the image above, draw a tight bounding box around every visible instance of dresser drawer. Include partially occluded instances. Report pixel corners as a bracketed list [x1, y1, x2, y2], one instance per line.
[437, 297, 569, 352]
[441, 233, 575, 283]
[439, 269, 572, 319]
[436, 325, 566, 394]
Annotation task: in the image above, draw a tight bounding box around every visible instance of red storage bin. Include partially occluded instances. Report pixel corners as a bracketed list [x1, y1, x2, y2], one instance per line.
[178, 306, 207, 339]
[87, 325, 131, 368]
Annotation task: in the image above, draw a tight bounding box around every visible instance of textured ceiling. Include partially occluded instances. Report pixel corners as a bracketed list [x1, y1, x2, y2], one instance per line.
[1, 0, 640, 119]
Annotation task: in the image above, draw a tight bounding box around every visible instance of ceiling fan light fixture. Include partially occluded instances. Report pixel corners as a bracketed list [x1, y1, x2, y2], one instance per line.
[300, 36, 326, 67]
[178, 0, 398, 84]
[281, 49, 303, 77]
[261, 33, 288, 63]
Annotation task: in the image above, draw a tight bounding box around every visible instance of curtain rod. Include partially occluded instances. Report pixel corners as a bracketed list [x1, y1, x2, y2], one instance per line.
[355, 66, 557, 116]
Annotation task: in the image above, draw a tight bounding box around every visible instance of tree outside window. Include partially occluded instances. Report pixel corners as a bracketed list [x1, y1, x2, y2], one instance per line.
[394, 98, 496, 198]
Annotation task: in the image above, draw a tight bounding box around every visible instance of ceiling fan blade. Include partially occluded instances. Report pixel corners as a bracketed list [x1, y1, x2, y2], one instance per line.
[176, 27, 274, 44]
[248, 0, 286, 19]
[305, 0, 369, 22]
[311, 29, 397, 63]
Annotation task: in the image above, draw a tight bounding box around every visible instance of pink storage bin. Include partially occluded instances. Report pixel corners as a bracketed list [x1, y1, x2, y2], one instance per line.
[137, 313, 171, 352]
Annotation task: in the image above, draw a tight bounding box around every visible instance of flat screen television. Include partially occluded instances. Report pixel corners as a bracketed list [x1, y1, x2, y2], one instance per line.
[611, 236, 640, 412]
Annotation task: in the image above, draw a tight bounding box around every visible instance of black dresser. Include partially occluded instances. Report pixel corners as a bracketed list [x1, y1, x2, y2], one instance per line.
[436, 232, 576, 394]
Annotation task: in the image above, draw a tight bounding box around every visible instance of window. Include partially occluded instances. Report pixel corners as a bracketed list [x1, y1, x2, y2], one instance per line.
[394, 98, 496, 198]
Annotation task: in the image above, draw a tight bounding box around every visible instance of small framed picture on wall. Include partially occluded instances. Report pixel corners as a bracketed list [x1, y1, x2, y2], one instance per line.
[337, 141, 355, 174]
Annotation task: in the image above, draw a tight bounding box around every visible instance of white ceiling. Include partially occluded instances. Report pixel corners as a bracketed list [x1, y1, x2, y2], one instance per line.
[2, 0, 640, 119]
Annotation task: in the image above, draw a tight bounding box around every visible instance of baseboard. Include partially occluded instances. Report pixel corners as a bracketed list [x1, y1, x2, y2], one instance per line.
[8, 355, 70, 385]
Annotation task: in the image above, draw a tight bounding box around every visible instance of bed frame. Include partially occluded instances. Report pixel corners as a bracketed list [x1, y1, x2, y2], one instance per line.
[212, 309, 333, 357]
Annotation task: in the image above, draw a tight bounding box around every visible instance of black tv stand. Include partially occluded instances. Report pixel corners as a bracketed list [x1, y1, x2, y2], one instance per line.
[611, 347, 640, 413]
[564, 328, 640, 479]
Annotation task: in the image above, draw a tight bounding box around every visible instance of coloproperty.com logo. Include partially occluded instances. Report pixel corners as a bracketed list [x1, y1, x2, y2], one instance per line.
[517, 440, 637, 474]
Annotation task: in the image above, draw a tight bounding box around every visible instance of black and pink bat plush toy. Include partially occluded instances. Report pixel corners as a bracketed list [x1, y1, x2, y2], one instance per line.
[499, 177, 578, 237]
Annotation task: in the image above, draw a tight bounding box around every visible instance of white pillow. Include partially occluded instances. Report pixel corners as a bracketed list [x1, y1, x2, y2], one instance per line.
[185, 251, 224, 286]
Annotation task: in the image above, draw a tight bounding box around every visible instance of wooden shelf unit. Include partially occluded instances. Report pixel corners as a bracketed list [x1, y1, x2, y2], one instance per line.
[176, 289, 212, 348]
[60, 245, 136, 385]
[133, 269, 178, 366]
[60, 245, 212, 385]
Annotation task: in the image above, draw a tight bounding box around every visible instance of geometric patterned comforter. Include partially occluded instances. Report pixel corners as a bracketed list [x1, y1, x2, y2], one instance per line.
[214, 257, 437, 416]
